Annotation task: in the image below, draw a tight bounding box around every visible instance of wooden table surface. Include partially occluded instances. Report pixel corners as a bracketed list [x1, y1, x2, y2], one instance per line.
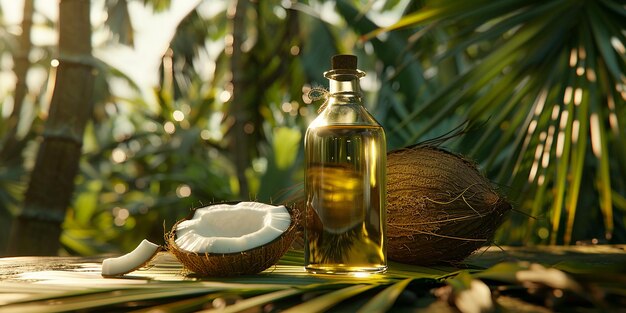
[1, 245, 625, 312]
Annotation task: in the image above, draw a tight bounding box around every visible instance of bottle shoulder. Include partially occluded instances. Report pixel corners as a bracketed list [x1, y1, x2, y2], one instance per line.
[309, 102, 383, 128]
[305, 123, 386, 145]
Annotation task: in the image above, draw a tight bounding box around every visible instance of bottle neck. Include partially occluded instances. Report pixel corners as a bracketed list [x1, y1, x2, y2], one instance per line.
[324, 69, 365, 97]
[328, 77, 361, 95]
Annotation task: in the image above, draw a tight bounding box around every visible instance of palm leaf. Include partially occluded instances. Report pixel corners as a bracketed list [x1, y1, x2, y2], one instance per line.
[356, 278, 413, 313]
[563, 27, 593, 244]
[130, 294, 218, 313]
[0, 287, 220, 313]
[367, 0, 626, 244]
[282, 284, 376, 313]
[197, 288, 303, 313]
[3, 246, 626, 311]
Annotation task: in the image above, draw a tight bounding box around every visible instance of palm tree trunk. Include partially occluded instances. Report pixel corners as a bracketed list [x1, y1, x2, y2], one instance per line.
[0, 0, 34, 162]
[7, 0, 94, 256]
[228, 0, 251, 198]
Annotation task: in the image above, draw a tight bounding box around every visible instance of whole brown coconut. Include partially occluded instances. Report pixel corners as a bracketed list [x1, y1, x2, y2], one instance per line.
[167, 203, 298, 277]
[386, 145, 511, 265]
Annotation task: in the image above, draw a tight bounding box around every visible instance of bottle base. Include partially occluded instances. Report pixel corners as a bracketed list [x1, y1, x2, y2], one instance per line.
[305, 265, 387, 275]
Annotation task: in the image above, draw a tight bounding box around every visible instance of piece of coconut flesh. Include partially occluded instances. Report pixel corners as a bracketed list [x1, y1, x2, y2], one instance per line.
[101, 239, 161, 277]
[175, 202, 291, 254]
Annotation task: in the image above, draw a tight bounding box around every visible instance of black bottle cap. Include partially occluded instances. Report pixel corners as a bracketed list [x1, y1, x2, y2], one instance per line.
[331, 54, 357, 70]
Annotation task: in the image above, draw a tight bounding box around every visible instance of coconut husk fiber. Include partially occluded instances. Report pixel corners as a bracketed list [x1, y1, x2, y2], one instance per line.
[386, 145, 511, 265]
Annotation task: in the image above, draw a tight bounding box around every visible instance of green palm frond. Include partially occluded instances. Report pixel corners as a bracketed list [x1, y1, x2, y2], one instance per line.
[365, 0, 626, 244]
[2, 248, 626, 312]
[356, 278, 413, 313]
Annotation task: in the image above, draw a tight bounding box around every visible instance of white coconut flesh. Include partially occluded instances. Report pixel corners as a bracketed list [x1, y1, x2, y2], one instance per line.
[174, 202, 291, 254]
[101, 239, 161, 277]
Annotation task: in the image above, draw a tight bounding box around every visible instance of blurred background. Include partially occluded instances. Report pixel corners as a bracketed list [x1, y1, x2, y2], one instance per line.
[0, 0, 624, 256]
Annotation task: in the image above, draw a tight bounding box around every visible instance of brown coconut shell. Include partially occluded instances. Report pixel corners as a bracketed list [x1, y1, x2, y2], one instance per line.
[386, 145, 510, 265]
[167, 203, 299, 277]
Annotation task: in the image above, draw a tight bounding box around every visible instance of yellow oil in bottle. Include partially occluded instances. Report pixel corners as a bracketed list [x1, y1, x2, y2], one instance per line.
[304, 124, 387, 274]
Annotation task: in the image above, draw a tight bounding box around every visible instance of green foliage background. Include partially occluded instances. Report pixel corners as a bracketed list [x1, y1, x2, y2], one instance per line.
[0, 0, 625, 254]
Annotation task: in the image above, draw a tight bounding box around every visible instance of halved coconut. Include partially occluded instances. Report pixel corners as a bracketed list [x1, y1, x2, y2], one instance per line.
[167, 201, 298, 276]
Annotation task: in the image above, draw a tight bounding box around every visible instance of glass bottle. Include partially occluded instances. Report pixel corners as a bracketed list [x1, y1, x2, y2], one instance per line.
[304, 54, 387, 274]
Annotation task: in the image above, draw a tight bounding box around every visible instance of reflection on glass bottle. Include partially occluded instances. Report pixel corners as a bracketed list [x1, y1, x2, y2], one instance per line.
[304, 55, 387, 274]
